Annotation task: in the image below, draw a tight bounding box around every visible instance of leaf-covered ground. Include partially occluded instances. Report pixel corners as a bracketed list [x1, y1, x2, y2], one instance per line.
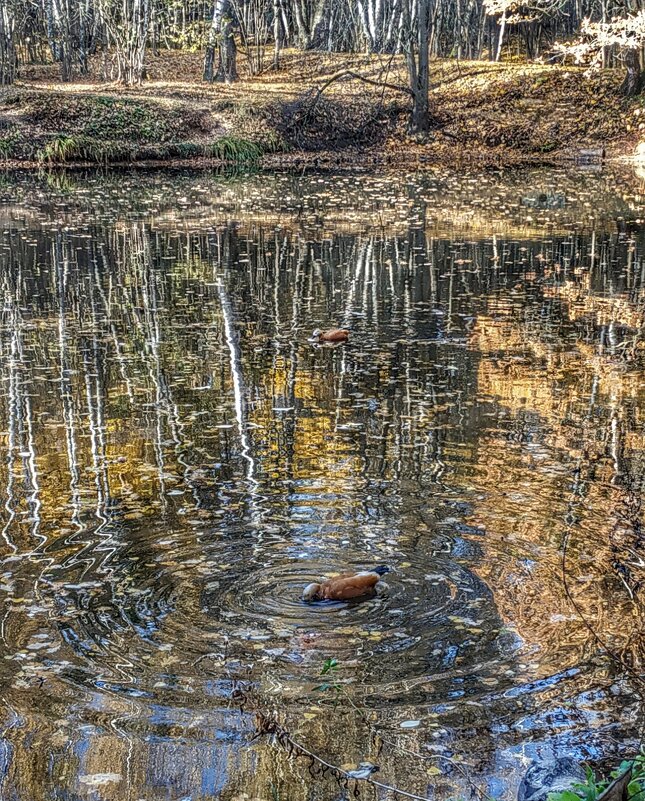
[0, 50, 640, 166]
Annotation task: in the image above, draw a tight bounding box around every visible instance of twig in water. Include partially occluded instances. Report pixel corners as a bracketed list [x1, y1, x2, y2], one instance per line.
[254, 710, 431, 801]
[337, 690, 494, 801]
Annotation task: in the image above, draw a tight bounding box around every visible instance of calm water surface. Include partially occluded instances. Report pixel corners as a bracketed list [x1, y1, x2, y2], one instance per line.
[0, 166, 643, 800]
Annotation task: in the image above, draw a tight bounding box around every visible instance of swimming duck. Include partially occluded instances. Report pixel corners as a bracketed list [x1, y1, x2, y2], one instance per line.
[311, 328, 350, 343]
[303, 566, 390, 602]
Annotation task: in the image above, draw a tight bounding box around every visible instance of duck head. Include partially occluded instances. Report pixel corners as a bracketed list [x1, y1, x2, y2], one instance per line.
[311, 328, 322, 340]
[302, 582, 322, 601]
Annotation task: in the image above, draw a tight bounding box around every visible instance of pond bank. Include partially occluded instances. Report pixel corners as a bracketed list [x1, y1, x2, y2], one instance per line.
[0, 51, 640, 168]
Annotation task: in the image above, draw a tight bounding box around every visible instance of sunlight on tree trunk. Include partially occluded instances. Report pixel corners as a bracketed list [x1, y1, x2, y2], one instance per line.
[403, 0, 431, 136]
[204, 0, 238, 83]
[0, 2, 17, 85]
[495, 8, 506, 61]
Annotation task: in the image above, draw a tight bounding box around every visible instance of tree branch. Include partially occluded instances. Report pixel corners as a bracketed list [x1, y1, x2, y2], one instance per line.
[313, 68, 415, 103]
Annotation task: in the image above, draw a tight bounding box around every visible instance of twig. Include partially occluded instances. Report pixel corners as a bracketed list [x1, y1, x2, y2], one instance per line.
[255, 709, 432, 801]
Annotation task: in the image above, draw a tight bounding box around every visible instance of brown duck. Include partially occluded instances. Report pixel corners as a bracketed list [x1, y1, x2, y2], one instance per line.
[303, 566, 390, 602]
[311, 328, 350, 343]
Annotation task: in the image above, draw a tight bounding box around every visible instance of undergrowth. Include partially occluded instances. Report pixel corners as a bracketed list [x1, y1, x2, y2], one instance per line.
[207, 136, 263, 162]
[37, 136, 132, 164]
[548, 752, 645, 801]
[0, 127, 24, 160]
[35, 134, 271, 164]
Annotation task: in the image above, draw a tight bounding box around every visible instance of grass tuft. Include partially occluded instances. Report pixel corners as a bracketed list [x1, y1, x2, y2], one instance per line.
[37, 135, 132, 164]
[207, 136, 263, 163]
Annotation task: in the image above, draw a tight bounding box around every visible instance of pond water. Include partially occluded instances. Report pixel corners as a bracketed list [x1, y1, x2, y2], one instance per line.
[0, 166, 643, 801]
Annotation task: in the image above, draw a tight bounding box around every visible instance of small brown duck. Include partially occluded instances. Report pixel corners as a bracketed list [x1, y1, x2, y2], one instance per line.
[311, 328, 350, 343]
[303, 566, 390, 602]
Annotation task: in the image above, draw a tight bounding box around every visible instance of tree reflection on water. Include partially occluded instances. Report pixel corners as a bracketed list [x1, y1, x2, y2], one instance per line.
[0, 166, 643, 801]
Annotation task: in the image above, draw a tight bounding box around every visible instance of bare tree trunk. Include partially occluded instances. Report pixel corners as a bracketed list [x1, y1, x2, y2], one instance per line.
[78, 0, 91, 74]
[55, 0, 73, 80]
[44, 0, 61, 62]
[293, 0, 325, 49]
[620, 48, 644, 96]
[204, 0, 238, 82]
[292, 0, 310, 47]
[495, 8, 506, 62]
[99, 0, 150, 84]
[358, 0, 375, 51]
[406, 0, 430, 135]
[273, 0, 282, 68]
[0, 4, 17, 85]
[203, 2, 218, 81]
[215, 0, 238, 82]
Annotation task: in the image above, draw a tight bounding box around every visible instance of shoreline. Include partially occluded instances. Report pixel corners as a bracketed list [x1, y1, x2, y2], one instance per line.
[0, 147, 625, 172]
[0, 52, 639, 171]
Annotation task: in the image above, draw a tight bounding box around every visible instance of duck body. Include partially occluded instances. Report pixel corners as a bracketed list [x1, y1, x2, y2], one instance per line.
[311, 327, 350, 343]
[303, 566, 389, 602]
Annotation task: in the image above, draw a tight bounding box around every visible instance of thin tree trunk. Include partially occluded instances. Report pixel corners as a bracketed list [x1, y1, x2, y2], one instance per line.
[273, 0, 282, 68]
[203, 2, 219, 81]
[407, 0, 430, 135]
[620, 48, 644, 96]
[495, 9, 506, 62]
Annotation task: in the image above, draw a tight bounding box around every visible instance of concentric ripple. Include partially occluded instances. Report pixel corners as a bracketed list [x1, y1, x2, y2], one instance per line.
[25, 517, 508, 709]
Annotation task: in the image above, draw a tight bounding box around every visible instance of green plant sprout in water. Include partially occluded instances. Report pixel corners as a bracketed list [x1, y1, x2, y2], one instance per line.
[314, 658, 341, 693]
[548, 753, 645, 801]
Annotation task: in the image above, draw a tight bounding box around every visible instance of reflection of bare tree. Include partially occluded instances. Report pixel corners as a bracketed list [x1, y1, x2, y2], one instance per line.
[214, 227, 257, 492]
[0, 262, 43, 552]
[1, 274, 19, 555]
[1, 202, 644, 801]
[55, 235, 82, 531]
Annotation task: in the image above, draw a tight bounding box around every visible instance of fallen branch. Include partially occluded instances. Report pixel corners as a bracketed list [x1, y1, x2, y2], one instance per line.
[337, 689, 494, 801]
[230, 686, 430, 801]
[313, 68, 414, 104]
[430, 67, 495, 90]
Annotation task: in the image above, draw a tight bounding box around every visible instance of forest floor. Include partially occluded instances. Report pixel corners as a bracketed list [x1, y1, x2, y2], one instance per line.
[0, 49, 640, 167]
